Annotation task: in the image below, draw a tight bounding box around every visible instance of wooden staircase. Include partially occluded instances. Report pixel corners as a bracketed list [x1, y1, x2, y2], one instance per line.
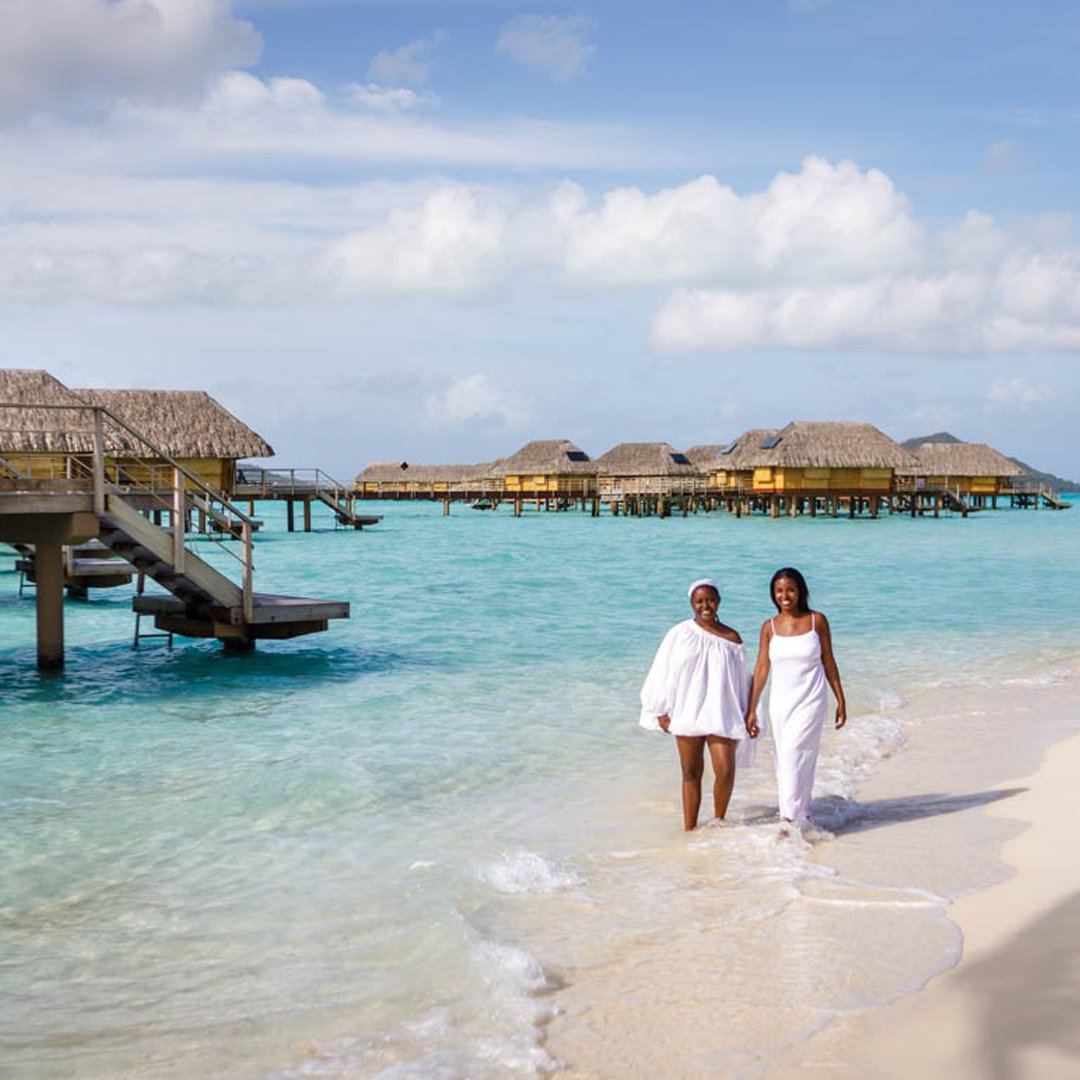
[1, 400, 349, 663]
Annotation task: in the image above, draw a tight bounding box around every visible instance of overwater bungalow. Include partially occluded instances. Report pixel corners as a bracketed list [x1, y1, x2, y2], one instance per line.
[354, 461, 493, 499]
[74, 388, 273, 497]
[684, 444, 729, 494]
[596, 442, 702, 501]
[717, 421, 915, 517]
[0, 372, 273, 497]
[707, 428, 781, 495]
[489, 440, 597, 501]
[0, 370, 97, 478]
[2, 369, 348, 667]
[894, 441, 1055, 511]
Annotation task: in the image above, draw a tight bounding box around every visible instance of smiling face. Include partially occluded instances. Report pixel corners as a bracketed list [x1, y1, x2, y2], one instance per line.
[690, 585, 720, 622]
[772, 574, 809, 615]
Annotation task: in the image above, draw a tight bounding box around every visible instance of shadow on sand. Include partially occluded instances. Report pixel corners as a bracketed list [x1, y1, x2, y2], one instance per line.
[961, 890, 1080, 1080]
[739, 788, 1026, 832]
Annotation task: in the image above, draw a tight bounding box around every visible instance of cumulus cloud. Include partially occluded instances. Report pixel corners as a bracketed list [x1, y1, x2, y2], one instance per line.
[368, 32, 446, 86]
[6, 138, 1080, 360]
[424, 374, 527, 427]
[321, 188, 510, 297]
[986, 376, 1054, 406]
[0, 0, 261, 119]
[496, 14, 596, 82]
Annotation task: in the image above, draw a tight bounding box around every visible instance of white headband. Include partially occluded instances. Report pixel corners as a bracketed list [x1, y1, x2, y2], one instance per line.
[687, 578, 720, 599]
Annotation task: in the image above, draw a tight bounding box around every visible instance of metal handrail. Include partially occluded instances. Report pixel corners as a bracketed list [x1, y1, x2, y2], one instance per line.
[0, 402, 255, 615]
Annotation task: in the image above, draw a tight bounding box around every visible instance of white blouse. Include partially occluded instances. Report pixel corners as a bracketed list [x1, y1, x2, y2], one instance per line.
[639, 619, 752, 743]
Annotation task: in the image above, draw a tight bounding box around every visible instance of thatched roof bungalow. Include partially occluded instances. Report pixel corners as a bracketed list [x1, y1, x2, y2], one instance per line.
[738, 421, 915, 495]
[684, 444, 729, 490]
[898, 442, 1024, 497]
[595, 442, 701, 497]
[74, 389, 273, 495]
[706, 428, 781, 493]
[1, 370, 97, 479]
[354, 460, 493, 498]
[489, 440, 597, 496]
[1, 371, 273, 495]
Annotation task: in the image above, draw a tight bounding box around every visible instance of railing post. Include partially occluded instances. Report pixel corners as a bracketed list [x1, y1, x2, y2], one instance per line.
[92, 409, 106, 517]
[172, 467, 186, 573]
[242, 521, 254, 622]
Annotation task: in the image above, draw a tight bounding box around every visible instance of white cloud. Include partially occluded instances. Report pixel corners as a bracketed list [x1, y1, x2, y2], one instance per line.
[368, 32, 445, 86]
[424, 374, 527, 427]
[496, 14, 596, 83]
[0, 0, 261, 119]
[986, 377, 1054, 406]
[344, 83, 439, 112]
[5, 131, 1080, 360]
[321, 188, 511, 297]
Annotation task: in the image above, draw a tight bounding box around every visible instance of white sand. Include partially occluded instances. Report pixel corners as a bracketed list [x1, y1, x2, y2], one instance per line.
[760, 729, 1080, 1080]
[548, 673, 1080, 1079]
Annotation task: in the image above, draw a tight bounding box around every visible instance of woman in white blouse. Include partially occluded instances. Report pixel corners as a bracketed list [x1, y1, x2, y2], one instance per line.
[640, 579, 753, 830]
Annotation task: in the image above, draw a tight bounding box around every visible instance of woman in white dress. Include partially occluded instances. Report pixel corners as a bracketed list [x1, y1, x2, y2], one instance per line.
[744, 568, 847, 827]
[640, 579, 752, 831]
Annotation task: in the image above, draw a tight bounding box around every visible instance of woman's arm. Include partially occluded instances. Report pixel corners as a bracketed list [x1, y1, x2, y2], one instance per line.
[816, 612, 847, 729]
[744, 620, 772, 738]
[640, 625, 678, 733]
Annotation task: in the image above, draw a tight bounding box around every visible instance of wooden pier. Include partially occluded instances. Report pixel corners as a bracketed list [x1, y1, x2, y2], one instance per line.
[235, 466, 382, 531]
[1, 399, 350, 670]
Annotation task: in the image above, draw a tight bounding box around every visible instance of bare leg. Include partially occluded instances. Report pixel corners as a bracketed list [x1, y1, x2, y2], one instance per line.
[706, 736, 737, 820]
[675, 736, 706, 831]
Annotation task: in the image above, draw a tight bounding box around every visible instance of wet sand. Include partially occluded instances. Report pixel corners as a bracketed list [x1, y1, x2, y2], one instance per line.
[548, 669, 1080, 1079]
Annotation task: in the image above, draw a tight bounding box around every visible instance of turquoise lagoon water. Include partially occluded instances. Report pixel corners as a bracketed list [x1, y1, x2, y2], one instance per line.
[2, 497, 1078, 1078]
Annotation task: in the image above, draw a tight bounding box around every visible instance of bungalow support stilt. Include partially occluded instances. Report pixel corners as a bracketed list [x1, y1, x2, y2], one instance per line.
[35, 541, 65, 670]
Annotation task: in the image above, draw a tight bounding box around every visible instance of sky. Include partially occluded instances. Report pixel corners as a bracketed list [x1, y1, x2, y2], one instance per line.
[1, 0, 1078, 479]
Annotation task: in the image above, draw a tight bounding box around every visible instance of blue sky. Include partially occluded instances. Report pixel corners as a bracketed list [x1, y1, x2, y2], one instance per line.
[1, 0, 1078, 477]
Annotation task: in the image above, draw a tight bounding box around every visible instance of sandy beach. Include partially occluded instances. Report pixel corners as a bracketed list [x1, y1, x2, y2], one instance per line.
[760, 724, 1080, 1080]
[548, 668, 1080, 1080]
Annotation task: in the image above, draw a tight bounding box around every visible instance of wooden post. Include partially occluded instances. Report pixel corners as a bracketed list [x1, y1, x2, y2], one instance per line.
[303, 500, 312, 532]
[35, 541, 65, 670]
[514, 498, 522, 517]
[286, 500, 295, 532]
[443, 497, 451, 516]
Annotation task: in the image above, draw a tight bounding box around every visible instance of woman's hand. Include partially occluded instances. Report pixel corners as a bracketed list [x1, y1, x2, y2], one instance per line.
[835, 703, 847, 730]
[745, 712, 759, 739]
[658, 714, 671, 733]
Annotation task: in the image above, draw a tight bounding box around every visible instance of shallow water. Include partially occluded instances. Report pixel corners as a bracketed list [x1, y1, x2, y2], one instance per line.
[1, 497, 1078, 1078]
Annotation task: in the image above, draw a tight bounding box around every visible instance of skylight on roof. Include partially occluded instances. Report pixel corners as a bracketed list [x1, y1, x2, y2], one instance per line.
[760, 436, 781, 449]
[565, 450, 589, 462]
[670, 453, 690, 465]
[721, 443, 738, 455]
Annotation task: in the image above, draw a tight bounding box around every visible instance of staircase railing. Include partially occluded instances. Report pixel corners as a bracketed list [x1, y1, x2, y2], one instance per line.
[0, 402, 256, 619]
[235, 466, 350, 499]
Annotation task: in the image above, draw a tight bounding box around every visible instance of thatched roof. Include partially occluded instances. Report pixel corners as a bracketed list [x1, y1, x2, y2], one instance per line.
[355, 460, 493, 484]
[490, 440, 597, 476]
[75, 389, 273, 459]
[714, 428, 782, 469]
[685, 444, 729, 467]
[732, 421, 914, 469]
[898, 442, 1025, 478]
[596, 442, 697, 477]
[0, 369, 98, 452]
